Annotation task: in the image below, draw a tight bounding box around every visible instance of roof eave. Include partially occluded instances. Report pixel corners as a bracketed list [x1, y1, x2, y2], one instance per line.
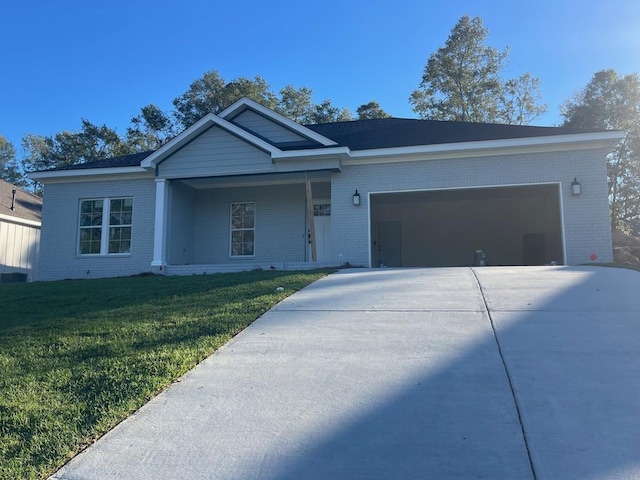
[0, 212, 41, 227]
[28, 166, 150, 182]
[272, 146, 351, 161]
[346, 131, 626, 161]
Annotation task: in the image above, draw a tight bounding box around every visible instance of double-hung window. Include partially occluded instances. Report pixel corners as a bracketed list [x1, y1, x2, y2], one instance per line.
[78, 197, 133, 255]
[230, 202, 255, 257]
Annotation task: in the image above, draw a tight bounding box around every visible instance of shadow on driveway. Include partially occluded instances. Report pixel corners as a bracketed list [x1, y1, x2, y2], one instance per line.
[51, 267, 640, 480]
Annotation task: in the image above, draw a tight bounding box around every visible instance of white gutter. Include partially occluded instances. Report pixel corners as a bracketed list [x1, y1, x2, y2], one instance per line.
[28, 166, 149, 181]
[0, 212, 41, 228]
[348, 131, 626, 159]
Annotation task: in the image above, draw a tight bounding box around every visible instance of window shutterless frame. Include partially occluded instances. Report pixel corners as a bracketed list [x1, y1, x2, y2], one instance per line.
[78, 197, 133, 256]
[229, 202, 255, 258]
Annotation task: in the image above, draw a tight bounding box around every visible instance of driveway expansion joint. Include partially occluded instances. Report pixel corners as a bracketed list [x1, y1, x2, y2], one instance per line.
[470, 267, 539, 480]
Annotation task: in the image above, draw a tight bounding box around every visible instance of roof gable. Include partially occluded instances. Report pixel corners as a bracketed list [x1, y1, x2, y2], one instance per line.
[229, 109, 319, 149]
[140, 112, 282, 171]
[219, 98, 337, 147]
[156, 125, 272, 179]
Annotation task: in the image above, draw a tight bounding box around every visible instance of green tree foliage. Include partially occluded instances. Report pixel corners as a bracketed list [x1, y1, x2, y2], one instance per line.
[276, 85, 315, 123]
[410, 15, 546, 125]
[500, 73, 547, 125]
[22, 120, 129, 173]
[357, 101, 391, 120]
[561, 69, 640, 231]
[126, 104, 176, 151]
[0, 134, 26, 187]
[15, 70, 358, 188]
[21, 120, 132, 193]
[172, 71, 279, 129]
[306, 99, 353, 124]
[172, 70, 353, 128]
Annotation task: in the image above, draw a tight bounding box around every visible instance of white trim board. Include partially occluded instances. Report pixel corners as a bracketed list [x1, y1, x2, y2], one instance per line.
[0, 212, 41, 228]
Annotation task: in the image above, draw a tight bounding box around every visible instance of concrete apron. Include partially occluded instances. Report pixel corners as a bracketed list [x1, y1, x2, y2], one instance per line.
[50, 266, 640, 480]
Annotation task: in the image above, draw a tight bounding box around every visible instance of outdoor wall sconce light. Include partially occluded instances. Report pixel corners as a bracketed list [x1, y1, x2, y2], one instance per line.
[571, 177, 582, 196]
[353, 189, 361, 206]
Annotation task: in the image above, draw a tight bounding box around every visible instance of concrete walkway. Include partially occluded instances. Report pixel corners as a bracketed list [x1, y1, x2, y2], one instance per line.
[50, 266, 640, 480]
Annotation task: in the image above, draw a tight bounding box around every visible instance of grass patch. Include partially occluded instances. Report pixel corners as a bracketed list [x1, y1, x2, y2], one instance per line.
[0, 270, 328, 479]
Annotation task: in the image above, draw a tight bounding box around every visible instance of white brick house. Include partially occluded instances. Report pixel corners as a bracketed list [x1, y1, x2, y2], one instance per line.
[30, 98, 623, 281]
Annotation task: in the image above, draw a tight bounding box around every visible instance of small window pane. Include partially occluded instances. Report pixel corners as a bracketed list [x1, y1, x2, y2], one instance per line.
[79, 227, 101, 254]
[314, 204, 331, 216]
[80, 200, 103, 226]
[231, 230, 254, 256]
[231, 203, 254, 229]
[108, 227, 132, 253]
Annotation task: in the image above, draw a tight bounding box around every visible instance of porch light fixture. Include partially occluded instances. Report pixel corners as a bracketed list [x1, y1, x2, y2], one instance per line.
[352, 189, 361, 206]
[571, 177, 582, 196]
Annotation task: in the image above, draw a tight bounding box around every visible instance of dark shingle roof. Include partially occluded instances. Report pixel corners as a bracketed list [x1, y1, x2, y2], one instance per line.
[42, 119, 611, 172]
[51, 151, 156, 171]
[306, 118, 608, 150]
[0, 179, 42, 223]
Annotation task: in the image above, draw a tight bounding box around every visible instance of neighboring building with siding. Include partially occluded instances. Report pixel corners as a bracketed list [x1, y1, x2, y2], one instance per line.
[30, 98, 623, 281]
[0, 179, 42, 281]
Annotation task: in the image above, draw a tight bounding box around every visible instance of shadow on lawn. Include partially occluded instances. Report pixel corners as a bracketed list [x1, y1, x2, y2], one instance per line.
[0, 270, 319, 330]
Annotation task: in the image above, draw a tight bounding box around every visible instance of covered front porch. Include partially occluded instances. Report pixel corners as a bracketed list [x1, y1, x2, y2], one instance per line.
[152, 171, 336, 275]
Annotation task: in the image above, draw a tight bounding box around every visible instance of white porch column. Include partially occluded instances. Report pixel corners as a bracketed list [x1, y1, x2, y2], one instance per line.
[151, 178, 169, 269]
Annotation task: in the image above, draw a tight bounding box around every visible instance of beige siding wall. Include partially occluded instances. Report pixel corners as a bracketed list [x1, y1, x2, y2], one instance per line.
[158, 126, 272, 178]
[0, 219, 40, 279]
[231, 110, 308, 143]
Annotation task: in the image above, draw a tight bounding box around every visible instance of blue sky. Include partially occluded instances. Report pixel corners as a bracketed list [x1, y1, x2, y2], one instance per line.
[1, 0, 639, 152]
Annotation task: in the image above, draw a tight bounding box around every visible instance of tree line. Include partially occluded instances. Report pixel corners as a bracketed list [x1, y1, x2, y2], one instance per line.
[1, 15, 638, 232]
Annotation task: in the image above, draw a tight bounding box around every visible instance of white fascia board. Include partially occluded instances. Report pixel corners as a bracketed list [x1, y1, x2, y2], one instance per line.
[28, 167, 150, 182]
[272, 146, 351, 160]
[0, 212, 41, 228]
[345, 131, 627, 164]
[140, 113, 283, 169]
[219, 97, 338, 147]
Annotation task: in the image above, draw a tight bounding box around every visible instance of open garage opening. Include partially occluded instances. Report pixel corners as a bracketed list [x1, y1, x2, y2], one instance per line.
[370, 184, 565, 268]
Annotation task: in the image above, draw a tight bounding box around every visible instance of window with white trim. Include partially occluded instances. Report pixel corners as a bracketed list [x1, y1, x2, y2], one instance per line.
[78, 197, 133, 255]
[230, 202, 255, 257]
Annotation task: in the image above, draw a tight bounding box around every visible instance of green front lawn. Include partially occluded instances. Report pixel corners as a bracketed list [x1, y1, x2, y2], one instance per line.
[0, 270, 327, 479]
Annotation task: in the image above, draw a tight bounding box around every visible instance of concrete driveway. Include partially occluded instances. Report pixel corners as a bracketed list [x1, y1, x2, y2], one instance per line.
[51, 266, 640, 480]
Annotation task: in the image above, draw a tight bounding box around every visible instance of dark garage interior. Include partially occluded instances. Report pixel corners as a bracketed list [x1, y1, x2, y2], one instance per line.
[370, 184, 564, 267]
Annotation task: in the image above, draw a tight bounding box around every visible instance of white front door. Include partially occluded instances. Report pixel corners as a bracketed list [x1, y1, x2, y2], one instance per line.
[309, 201, 332, 263]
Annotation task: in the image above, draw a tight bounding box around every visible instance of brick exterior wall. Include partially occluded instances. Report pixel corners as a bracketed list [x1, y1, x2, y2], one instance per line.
[38, 177, 156, 280]
[192, 183, 308, 265]
[37, 146, 613, 280]
[331, 147, 613, 267]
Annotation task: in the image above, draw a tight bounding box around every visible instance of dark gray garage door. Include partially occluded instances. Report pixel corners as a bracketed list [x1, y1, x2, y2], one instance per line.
[370, 184, 564, 267]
